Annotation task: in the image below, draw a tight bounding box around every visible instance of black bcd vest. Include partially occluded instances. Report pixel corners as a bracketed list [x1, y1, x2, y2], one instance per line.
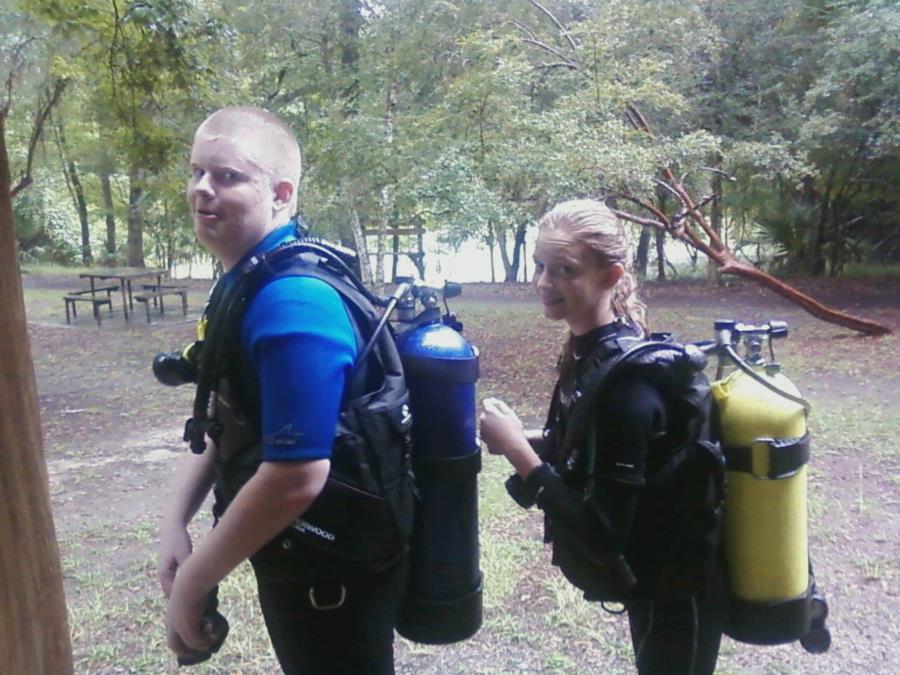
[543, 334, 726, 602]
[191, 240, 415, 573]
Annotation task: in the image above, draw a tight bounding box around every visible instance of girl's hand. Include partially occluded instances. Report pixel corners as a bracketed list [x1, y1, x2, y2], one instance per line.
[480, 398, 541, 478]
[479, 397, 525, 456]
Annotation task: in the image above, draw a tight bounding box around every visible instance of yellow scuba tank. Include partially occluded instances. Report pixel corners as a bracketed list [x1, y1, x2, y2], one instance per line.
[709, 320, 829, 651]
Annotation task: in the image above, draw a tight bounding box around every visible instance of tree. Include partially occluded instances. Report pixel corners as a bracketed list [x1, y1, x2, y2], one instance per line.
[27, 0, 223, 267]
[797, 0, 900, 274]
[1, 12, 74, 671]
[52, 111, 92, 264]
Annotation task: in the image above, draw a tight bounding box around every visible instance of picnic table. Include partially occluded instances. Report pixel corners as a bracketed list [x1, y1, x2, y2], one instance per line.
[79, 268, 169, 320]
[132, 282, 189, 323]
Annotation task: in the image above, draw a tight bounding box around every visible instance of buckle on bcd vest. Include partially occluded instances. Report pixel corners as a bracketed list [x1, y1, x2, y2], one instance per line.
[308, 584, 347, 610]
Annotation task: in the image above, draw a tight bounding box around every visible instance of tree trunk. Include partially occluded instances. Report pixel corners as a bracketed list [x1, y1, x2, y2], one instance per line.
[655, 228, 666, 281]
[504, 222, 527, 283]
[707, 159, 723, 285]
[127, 163, 145, 267]
[634, 225, 651, 278]
[391, 230, 399, 281]
[809, 169, 835, 276]
[487, 221, 496, 283]
[375, 189, 388, 286]
[0, 112, 74, 675]
[55, 118, 92, 264]
[406, 253, 425, 279]
[410, 225, 425, 279]
[71, 159, 91, 265]
[350, 208, 373, 285]
[101, 169, 116, 255]
[164, 199, 175, 273]
[375, 83, 397, 287]
[496, 226, 510, 278]
[521, 237, 528, 282]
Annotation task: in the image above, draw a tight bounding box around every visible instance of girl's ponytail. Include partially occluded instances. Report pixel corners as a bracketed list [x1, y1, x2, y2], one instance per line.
[611, 269, 647, 335]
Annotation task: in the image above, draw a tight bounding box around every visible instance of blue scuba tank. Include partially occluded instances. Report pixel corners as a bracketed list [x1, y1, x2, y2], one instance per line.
[393, 280, 483, 644]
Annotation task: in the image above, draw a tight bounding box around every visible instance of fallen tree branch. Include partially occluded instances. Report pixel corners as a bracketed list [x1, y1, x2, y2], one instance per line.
[617, 108, 892, 336]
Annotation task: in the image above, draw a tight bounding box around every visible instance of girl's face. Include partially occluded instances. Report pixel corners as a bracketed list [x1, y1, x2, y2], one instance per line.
[532, 228, 619, 335]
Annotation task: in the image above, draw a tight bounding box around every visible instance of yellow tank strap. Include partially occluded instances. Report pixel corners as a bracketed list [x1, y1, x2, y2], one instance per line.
[724, 433, 810, 480]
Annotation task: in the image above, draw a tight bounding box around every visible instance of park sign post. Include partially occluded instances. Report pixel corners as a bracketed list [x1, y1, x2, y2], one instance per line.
[0, 116, 74, 672]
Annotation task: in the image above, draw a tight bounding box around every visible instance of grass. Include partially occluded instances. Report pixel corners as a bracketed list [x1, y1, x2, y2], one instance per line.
[857, 558, 896, 582]
[22, 287, 73, 323]
[59, 516, 279, 674]
[20, 262, 99, 276]
[840, 263, 900, 280]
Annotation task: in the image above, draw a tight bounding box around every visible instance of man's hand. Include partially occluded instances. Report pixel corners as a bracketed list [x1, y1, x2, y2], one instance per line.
[166, 570, 215, 656]
[158, 523, 192, 598]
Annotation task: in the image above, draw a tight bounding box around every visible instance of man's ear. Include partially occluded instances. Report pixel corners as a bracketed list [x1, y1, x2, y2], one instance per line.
[273, 180, 294, 209]
[604, 262, 625, 289]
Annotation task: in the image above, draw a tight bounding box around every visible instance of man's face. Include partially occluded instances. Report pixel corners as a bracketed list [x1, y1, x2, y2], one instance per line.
[532, 228, 614, 334]
[186, 127, 278, 268]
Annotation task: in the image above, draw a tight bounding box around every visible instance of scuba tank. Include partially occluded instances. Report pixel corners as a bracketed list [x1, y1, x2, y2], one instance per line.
[391, 277, 483, 644]
[707, 320, 830, 653]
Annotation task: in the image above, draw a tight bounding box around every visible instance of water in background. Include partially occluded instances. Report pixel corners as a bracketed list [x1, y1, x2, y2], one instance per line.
[171, 233, 517, 283]
[172, 228, 693, 283]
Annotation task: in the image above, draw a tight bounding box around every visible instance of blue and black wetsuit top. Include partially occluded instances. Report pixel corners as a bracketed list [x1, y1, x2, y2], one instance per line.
[207, 222, 358, 507]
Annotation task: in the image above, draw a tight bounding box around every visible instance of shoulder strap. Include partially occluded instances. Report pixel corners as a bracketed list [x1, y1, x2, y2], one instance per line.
[557, 341, 689, 476]
[187, 239, 396, 452]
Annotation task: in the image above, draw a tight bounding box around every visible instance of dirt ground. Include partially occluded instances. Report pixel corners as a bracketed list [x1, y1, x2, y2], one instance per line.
[21, 271, 900, 674]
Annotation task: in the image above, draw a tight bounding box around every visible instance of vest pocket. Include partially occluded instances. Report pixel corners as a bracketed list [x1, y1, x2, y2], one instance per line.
[552, 530, 634, 602]
[284, 475, 407, 571]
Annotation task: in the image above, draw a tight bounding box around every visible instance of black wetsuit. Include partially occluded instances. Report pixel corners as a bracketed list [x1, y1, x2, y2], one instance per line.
[512, 320, 726, 675]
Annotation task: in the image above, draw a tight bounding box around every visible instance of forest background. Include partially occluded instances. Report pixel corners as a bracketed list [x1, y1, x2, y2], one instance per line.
[4, 0, 898, 285]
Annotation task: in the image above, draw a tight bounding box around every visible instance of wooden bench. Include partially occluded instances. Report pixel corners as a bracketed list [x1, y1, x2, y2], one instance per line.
[63, 285, 120, 326]
[133, 285, 188, 323]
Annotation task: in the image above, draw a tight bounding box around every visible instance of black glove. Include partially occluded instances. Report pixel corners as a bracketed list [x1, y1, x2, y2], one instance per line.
[177, 589, 229, 667]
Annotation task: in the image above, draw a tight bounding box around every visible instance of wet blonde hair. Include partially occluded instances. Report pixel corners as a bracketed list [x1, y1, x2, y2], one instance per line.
[539, 199, 647, 374]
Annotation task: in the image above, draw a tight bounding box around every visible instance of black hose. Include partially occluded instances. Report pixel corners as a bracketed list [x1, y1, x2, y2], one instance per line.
[722, 344, 812, 414]
[353, 283, 411, 373]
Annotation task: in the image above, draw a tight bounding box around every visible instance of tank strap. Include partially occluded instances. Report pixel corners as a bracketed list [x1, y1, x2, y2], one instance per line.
[400, 353, 479, 383]
[412, 451, 482, 480]
[723, 432, 810, 479]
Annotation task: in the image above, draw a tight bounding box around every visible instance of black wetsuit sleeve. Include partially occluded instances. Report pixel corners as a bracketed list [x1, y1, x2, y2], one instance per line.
[514, 375, 667, 554]
[525, 464, 627, 551]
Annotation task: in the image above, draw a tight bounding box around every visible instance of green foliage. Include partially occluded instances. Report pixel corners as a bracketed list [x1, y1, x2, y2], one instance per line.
[13, 171, 81, 263]
[5, 0, 898, 276]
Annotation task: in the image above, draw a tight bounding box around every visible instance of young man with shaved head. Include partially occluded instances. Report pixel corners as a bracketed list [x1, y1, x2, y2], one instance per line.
[158, 107, 408, 673]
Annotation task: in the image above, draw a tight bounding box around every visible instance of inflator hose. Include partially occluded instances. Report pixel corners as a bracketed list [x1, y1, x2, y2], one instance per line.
[722, 344, 811, 414]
